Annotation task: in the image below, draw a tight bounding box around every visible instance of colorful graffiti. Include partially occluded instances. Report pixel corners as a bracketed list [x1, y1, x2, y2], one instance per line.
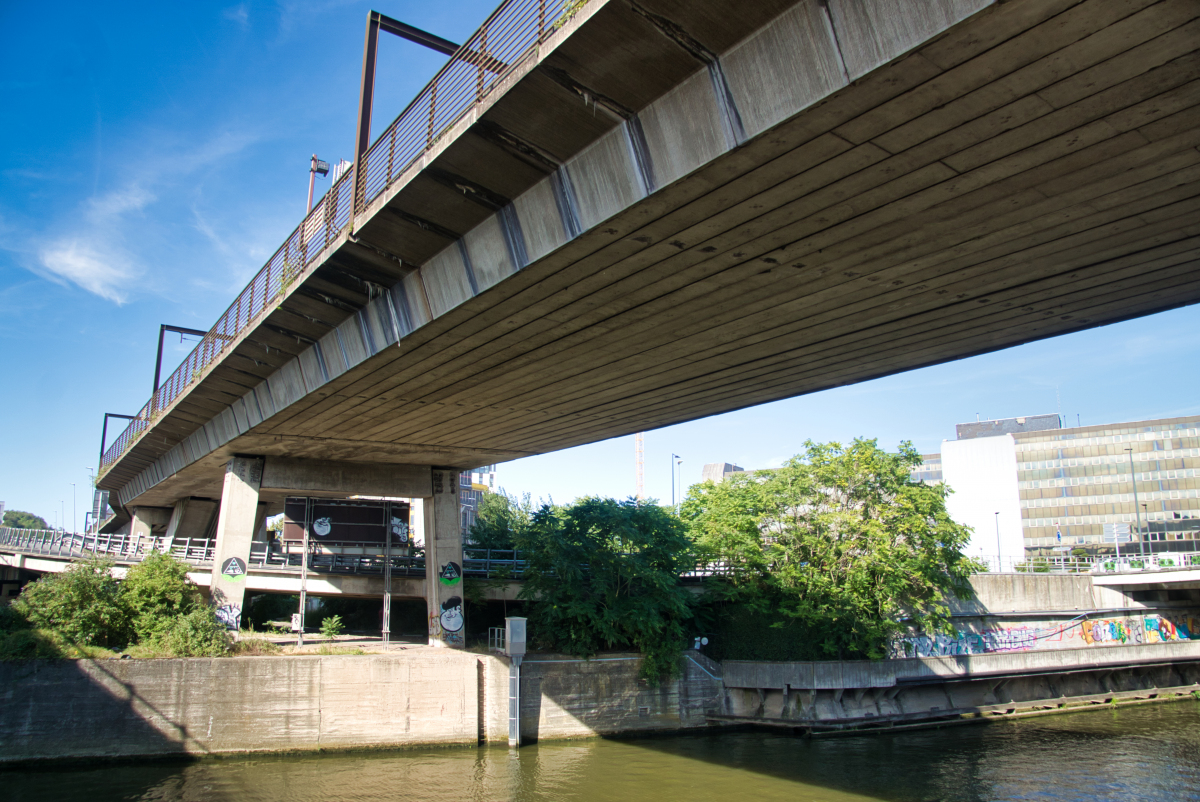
[894, 613, 1196, 658]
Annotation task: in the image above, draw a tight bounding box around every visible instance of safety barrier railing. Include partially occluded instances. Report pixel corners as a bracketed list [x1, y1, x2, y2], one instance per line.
[975, 553, 1200, 574]
[356, 0, 574, 209]
[99, 0, 585, 476]
[8, 529, 1200, 581]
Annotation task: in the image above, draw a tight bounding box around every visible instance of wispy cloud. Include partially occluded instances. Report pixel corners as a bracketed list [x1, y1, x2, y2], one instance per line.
[38, 240, 136, 304]
[222, 4, 249, 27]
[26, 129, 258, 305]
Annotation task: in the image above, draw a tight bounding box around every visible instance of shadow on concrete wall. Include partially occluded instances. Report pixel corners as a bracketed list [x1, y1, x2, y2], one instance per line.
[0, 657, 206, 768]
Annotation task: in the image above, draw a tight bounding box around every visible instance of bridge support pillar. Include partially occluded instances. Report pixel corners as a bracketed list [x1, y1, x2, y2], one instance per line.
[129, 508, 153, 545]
[210, 457, 264, 632]
[424, 468, 464, 648]
[163, 498, 218, 553]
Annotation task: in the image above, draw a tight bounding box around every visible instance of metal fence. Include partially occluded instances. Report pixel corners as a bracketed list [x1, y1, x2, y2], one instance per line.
[99, 0, 581, 475]
[9, 529, 1200, 581]
[974, 553, 1200, 574]
[0, 528, 529, 580]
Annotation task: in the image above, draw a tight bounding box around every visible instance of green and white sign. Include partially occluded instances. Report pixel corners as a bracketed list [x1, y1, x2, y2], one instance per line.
[439, 561, 462, 586]
[221, 557, 247, 581]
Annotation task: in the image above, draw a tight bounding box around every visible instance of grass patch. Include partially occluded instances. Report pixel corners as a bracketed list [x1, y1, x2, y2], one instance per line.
[231, 638, 283, 656]
[315, 645, 366, 655]
[0, 628, 120, 661]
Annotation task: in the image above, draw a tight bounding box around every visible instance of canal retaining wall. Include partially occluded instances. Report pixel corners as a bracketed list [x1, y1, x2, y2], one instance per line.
[0, 648, 724, 763]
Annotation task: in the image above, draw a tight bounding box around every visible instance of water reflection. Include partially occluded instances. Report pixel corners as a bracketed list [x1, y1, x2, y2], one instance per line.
[7, 702, 1200, 802]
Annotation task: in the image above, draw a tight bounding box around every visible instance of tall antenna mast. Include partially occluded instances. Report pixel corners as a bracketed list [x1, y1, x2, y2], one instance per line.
[635, 432, 645, 501]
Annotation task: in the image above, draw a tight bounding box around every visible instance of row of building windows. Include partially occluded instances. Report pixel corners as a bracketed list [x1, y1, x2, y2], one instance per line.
[1024, 507, 1200, 527]
[1024, 530, 1200, 547]
[1017, 452, 1200, 473]
[1015, 424, 1200, 449]
[1022, 473, 1200, 497]
[1021, 488, 1200, 509]
[1017, 444, 1200, 465]
[1019, 466, 1200, 489]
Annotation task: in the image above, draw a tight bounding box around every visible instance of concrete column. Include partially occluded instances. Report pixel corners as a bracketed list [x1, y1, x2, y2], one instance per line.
[425, 468, 464, 648]
[210, 457, 264, 631]
[163, 498, 218, 553]
[129, 508, 153, 545]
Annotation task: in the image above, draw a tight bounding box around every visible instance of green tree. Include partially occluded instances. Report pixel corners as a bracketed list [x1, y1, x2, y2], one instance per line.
[468, 490, 536, 551]
[518, 497, 695, 681]
[122, 550, 206, 642]
[3, 510, 50, 530]
[682, 439, 976, 660]
[13, 558, 131, 647]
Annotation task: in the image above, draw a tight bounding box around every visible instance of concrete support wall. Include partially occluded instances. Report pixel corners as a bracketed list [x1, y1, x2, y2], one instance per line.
[210, 457, 263, 630]
[0, 651, 724, 763]
[424, 469, 464, 648]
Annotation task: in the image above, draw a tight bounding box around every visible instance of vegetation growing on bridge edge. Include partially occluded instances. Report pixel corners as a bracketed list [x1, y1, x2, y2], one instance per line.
[1, 552, 230, 660]
[470, 439, 981, 670]
[2, 510, 50, 530]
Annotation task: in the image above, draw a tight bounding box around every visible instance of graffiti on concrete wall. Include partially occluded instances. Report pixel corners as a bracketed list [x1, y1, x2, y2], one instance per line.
[894, 613, 1196, 658]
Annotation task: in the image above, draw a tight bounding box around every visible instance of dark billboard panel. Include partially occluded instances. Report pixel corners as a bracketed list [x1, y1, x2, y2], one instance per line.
[282, 497, 411, 545]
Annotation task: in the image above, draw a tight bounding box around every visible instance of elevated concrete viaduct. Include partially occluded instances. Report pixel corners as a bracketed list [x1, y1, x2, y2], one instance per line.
[93, 0, 1200, 643]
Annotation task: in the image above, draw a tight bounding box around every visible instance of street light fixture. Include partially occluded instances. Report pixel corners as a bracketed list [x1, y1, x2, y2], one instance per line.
[71, 483, 76, 535]
[306, 155, 330, 212]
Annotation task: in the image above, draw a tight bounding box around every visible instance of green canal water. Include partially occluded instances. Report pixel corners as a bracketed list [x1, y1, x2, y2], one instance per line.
[7, 702, 1200, 801]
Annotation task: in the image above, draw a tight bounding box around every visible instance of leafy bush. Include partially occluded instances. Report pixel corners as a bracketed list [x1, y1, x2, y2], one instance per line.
[519, 497, 695, 682]
[13, 558, 130, 647]
[0, 604, 30, 633]
[154, 608, 230, 657]
[320, 614, 345, 640]
[123, 550, 206, 642]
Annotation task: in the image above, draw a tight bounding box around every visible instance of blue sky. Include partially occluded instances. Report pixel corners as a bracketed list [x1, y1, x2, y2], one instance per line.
[2, 1, 1198, 529]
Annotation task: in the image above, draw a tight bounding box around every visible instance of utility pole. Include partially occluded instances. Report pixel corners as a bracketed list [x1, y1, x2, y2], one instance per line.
[1127, 448, 1145, 559]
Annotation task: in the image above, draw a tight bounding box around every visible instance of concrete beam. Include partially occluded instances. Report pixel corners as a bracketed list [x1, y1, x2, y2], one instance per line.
[259, 457, 432, 498]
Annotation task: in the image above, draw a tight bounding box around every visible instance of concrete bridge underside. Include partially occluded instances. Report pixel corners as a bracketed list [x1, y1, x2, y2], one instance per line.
[97, 0, 1200, 512]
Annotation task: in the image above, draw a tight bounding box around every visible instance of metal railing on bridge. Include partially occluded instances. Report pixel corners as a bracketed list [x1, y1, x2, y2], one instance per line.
[100, 0, 581, 475]
[0, 527, 530, 580]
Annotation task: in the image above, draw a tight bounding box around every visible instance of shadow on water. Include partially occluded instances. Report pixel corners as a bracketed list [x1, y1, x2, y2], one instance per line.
[4, 701, 1200, 802]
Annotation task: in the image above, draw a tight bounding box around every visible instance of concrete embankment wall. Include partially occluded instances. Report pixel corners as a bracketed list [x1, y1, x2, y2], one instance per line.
[895, 574, 1200, 658]
[0, 650, 724, 764]
[722, 642, 1200, 729]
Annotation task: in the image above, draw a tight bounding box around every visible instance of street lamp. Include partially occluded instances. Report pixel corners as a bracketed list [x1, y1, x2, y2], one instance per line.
[671, 454, 680, 506]
[71, 483, 76, 535]
[1126, 448, 1145, 558]
[994, 512, 1001, 571]
[677, 457, 683, 499]
[307, 155, 330, 212]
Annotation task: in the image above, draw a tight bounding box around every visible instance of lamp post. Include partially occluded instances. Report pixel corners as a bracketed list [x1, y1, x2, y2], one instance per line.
[71, 483, 76, 535]
[671, 454, 681, 506]
[674, 456, 683, 509]
[994, 512, 1001, 572]
[1127, 448, 1145, 559]
[306, 155, 330, 212]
